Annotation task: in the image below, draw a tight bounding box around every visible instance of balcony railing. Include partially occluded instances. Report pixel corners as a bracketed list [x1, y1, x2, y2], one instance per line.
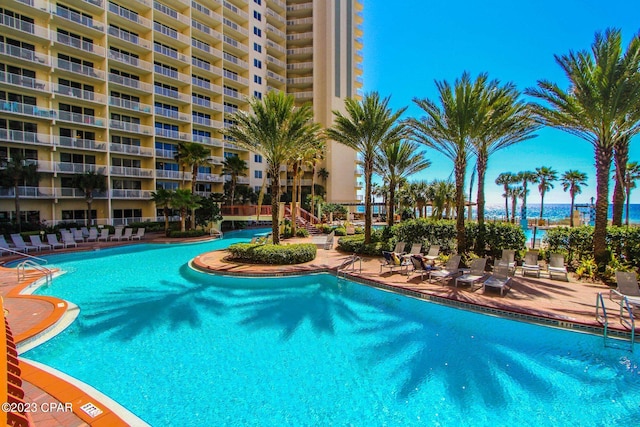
[109, 73, 153, 92]
[266, 55, 286, 68]
[223, 1, 249, 20]
[223, 35, 248, 53]
[155, 107, 190, 121]
[107, 2, 151, 27]
[266, 23, 285, 40]
[0, 186, 55, 198]
[192, 135, 222, 147]
[110, 166, 154, 177]
[155, 148, 177, 159]
[56, 58, 105, 79]
[154, 44, 189, 64]
[109, 96, 152, 113]
[154, 86, 190, 102]
[155, 128, 190, 140]
[154, 64, 190, 83]
[265, 7, 285, 25]
[1, 101, 55, 119]
[153, 22, 190, 44]
[153, 1, 190, 26]
[55, 136, 107, 151]
[110, 143, 154, 156]
[109, 120, 153, 135]
[222, 18, 248, 36]
[0, 71, 48, 91]
[223, 70, 249, 86]
[57, 111, 104, 126]
[192, 58, 222, 76]
[56, 162, 106, 174]
[286, 31, 313, 42]
[266, 70, 286, 84]
[191, 19, 222, 39]
[57, 187, 107, 198]
[0, 43, 49, 66]
[54, 84, 105, 103]
[53, 7, 104, 31]
[108, 50, 153, 71]
[56, 33, 105, 56]
[108, 26, 151, 50]
[0, 14, 50, 39]
[223, 52, 248, 69]
[0, 130, 51, 147]
[155, 169, 183, 179]
[111, 189, 152, 199]
[266, 39, 286, 55]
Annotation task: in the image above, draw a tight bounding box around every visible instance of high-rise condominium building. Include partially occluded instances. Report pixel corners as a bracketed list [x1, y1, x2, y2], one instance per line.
[0, 0, 363, 225]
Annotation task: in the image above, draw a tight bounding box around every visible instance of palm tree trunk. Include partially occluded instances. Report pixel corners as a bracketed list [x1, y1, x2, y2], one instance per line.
[612, 138, 629, 226]
[164, 207, 169, 237]
[364, 160, 373, 244]
[454, 160, 466, 254]
[387, 179, 395, 228]
[14, 181, 21, 232]
[180, 208, 186, 232]
[540, 192, 546, 222]
[310, 164, 316, 219]
[625, 187, 631, 227]
[291, 163, 298, 236]
[476, 156, 487, 254]
[503, 184, 510, 222]
[511, 195, 517, 225]
[190, 165, 198, 229]
[569, 192, 576, 227]
[271, 164, 280, 244]
[594, 146, 613, 266]
[87, 199, 93, 226]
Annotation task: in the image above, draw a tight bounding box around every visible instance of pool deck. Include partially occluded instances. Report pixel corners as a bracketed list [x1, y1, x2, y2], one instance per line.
[2, 232, 636, 426]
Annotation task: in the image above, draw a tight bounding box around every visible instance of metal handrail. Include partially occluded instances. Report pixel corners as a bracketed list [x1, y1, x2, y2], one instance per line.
[595, 292, 608, 345]
[620, 297, 636, 350]
[1, 246, 47, 263]
[337, 254, 361, 277]
[17, 259, 53, 285]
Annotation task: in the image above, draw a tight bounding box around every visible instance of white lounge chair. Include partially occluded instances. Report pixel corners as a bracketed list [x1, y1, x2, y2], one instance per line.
[72, 229, 85, 242]
[131, 228, 145, 240]
[424, 245, 440, 261]
[46, 234, 64, 250]
[407, 243, 422, 256]
[455, 257, 488, 289]
[121, 228, 133, 241]
[521, 251, 540, 278]
[392, 241, 406, 255]
[97, 229, 110, 241]
[80, 226, 90, 238]
[29, 235, 51, 251]
[500, 249, 516, 274]
[86, 228, 99, 242]
[429, 255, 462, 284]
[548, 253, 568, 281]
[312, 231, 334, 250]
[110, 228, 124, 241]
[482, 265, 512, 296]
[0, 236, 13, 255]
[611, 271, 640, 306]
[60, 231, 78, 248]
[380, 250, 411, 274]
[10, 234, 37, 253]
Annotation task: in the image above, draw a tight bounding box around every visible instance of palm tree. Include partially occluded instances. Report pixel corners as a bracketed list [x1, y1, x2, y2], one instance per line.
[624, 162, 640, 226]
[374, 139, 430, 227]
[151, 188, 174, 236]
[535, 166, 558, 222]
[410, 73, 494, 253]
[560, 170, 588, 227]
[0, 153, 40, 232]
[517, 171, 537, 226]
[508, 186, 524, 224]
[526, 28, 640, 264]
[317, 167, 329, 183]
[175, 141, 211, 229]
[73, 171, 106, 226]
[410, 180, 429, 218]
[495, 172, 516, 222]
[326, 92, 407, 244]
[430, 180, 455, 220]
[612, 135, 631, 226]
[304, 139, 325, 220]
[171, 189, 201, 232]
[220, 155, 248, 207]
[224, 91, 320, 244]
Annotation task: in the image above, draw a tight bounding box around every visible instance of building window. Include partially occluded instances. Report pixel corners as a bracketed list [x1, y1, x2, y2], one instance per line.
[253, 42, 262, 53]
[254, 170, 262, 179]
[224, 151, 237, 159]
[253, 27, 262, 37]
[254, 75, 262, 84]
[254, 0, 261, 4]
[253, 59, 262, 68]
[253, 91, 262, 99]
[253, 11, 261, 20]
[254, 154, 262, 163]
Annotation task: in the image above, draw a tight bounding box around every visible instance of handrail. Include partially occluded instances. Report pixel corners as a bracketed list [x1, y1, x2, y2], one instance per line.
[1, 246, 48, 263]
[337, 254, 361, 277]
[595, 292, 608, 345]
[620, 296, 635, 350]
[17, 259, 53, 285]
[209, 228, 223, 238]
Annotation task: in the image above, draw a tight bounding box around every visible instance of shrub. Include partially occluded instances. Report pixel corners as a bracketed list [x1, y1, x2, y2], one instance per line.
[336, 234, 393, 256]
[168, 229, 207, 238]
[334, 227, 346, 236]
[227, 243, 316, 264]
[295, 228, 309, 237]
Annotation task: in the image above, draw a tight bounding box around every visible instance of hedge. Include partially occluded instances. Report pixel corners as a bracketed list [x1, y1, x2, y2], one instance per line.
[337, 235, 394, 256]
[227, 243, 317, 264]
[169, 229, 207, 238]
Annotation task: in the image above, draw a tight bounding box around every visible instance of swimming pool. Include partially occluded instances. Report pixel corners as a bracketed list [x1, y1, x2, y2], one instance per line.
[21, 231, 640, 426]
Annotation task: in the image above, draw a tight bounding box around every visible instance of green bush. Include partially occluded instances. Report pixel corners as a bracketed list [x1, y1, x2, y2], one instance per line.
[337, 234, 393, 256]
[295, 228, 309, 237]
[334, 227, 346, 236]
[127, 221, 166, 233]
[168, 229, 207, 238]
[391, 218, 457, 253]
[227, 243, 316, 264]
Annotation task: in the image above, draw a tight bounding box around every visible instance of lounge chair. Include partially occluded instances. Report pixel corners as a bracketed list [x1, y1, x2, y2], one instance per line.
[455, 257, 488, 289]
[611, 271, 640, 306]
[521, 251, 540, 278]
[482, 265, 512, 296]
[131, 228, 145, 240]
[10, 234, 37, 253]
[380, 250, 411, 274]
[60, 231, 78, 248]
[500, 249, 516, 274]
[97, 229, 110, 242]
[86, 228, 99, 242]
[424, 245, 440, 261]
[429, 255, 462, 284]
[407, 243, 422, 256]
[0, 236, 13, 255]
[392, 241, 406, 255]
[121, 228, 133, 241]
[80, 226, 90, 238]
[548, 253, 568, 281]
[71, 229, 85, 243]
[407, 255, 437, 280]
[110, 227, 124, 241]
[312, 231, 334, 250]
[46, 234, 65, 250]
[29, 235, 51, 251]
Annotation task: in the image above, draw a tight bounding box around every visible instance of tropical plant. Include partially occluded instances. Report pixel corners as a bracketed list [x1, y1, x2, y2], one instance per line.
[495, 172, 516, 222]
[526, 28, 640, 265]
[517, 171, 537, 224]
[374, 139, 430, 227]
[624, 161, 640, 226]
[73, 170, 106, 226]
[317, 167, 329, 183]
[560, 170, 588, 227]
[535, 166, 558, 221]
[175, 141, 211, 229]
[326, 92, 407, 244]
[220, 155, 248, 207]
[0, 153, 40, 232]
[612, 135, 631, 226]
[151, 188, 174, 236]
[171, 189, 201, 232]
[508, 186, 524, 224]
[224, 91, 320, 244]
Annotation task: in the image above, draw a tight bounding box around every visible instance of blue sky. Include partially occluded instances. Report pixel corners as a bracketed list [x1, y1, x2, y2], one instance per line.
[361, 0, 640, 205]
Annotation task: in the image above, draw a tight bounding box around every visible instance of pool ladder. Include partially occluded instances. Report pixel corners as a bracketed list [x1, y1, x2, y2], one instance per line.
[17, 259, 54, 286]
[596, 292, 635, 352]
[337, 254, 361, 278]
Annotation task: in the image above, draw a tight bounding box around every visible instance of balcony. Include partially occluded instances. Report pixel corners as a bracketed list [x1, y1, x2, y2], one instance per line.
[107, 2, 152, 29]
[286, 2, 313, 14]
[266, 70, 286, 84]
[286, 31, 313, 44]
[155, 148, 177, 159]
[287, 61, 313, 72]
[155, 169, 183, 179]
[198, 173, 223, 182]
[111, 189, 152, 199]
[108, 26, 152, 51]
[0, 14, 50, 40]
[0, 43, 49, 67]
[0, 71, 49, 92]
[207, 155, 225, 165]
[269, 0, 285, 11]
[223, 52, 248, 69]
[192, 58, 223, 77]
[223, 69, 249, 86]
[266, 39, 286, 55]
[223, 87, 244, 101]
[154, 86, 191, 103]
[155, 128, 190, 141]
[223, 35, 249, 55]
[109, 120, 153, 135]
[287, 47, 313, 57]
[109, 96, 152, 114]
[223, 1, 248, 21]
[290, 91, 313, 101]
[287, 17, 313, 28]
[192, 96, 223, 112]
[0, 186, 55, 199]
[154, 64, 190, 85]
[1, 101, 55, 120]
[54, 84, 106, 104]
[287, 76, 313, 86]
[55, 33, 105, 57]
[109, 73, 153, 93]
[153, 44, 189, 65]
[14, 0, 50, 14]
[110, 166, 154, 177]
[55, 136, 107, 151]
[52, 7, 104, 33]
[153, 2, 190, 29]
[222, 17, 248, 37]
[266, 55, 286, 70]
[110, 142, 154, 156]
[56, 162, 106, 174]
[56, 187, 106, 198]
[266, 23, 285, 41]
[154, 106, 190, 122]
[153, 21, 191, 47]
[191, 19, 222, 42]
[57, 111, 104, 127]
[55, 58, 105, 80]
[192, 115, 213, 126]
[108, 50, 153, 72]
[192, 134, 223, 147]
[0, 130, 52, 147]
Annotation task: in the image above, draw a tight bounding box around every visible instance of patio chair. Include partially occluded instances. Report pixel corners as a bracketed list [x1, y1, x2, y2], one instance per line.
[110, 227, 124, 241]
[29, 235, 51, 252]
[380, 250, 411, 274]
[0, 236, 13, 255]
[80, 226, 90, 238]
[521, 251, 540, 278]
[500, 249, 516, 274]
[131, 228, 145, 240]
[547, 253, 568, 281]
[455, 257, 488, 289]
[10, 234, 37, 253]
[611, 271, 640, 305]
[392, 241, 406, 255]
[97, 229, 110, 242]
[407, 243, 422, 256]
[121, 228, 133, 241]
[429, 255, 462, 284]
[46, 234, 65, 250]
[72, 229, 85, 243]
[482, 265, 512, 296]
[424, 245, 440, 261]
[60, 231, 78, 248]
[407, 255, 437, 281]
[86, 228, 99, 242]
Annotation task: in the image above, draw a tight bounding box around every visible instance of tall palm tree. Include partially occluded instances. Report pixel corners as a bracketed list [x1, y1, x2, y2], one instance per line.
[373, 139, 430, 227]
[612, 135, 631, 226]
[175, 141, 211, 229]
[326, 92, 407, 244]
[220, 155, 248, 207]
[304, 139, 325, 220]
[73, 171, 106, 226]
[535, 166, 558, 221]
[0, 153, 40, 232]
[410, 180, 429, 218]
[560, 170, 588, 227]
[151, 188, 174, 236]
[508, 186, 524, 224]
[171, 189, 201, 232]
[624, 162, 640, 226]
[526, 28, 640, 264]
[495, 172, 516, 222]
[224, 91, 320, 244]
[410, 73, 495, 253]
[517, 171, 537, 226]
[317, 167, 329, 184]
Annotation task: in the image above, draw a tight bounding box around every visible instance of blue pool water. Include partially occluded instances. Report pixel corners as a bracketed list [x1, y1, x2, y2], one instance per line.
[22, 231, 640, 426]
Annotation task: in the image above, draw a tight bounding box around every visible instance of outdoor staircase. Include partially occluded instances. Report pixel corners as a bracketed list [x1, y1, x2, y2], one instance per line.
[285, 215, 322, 235]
